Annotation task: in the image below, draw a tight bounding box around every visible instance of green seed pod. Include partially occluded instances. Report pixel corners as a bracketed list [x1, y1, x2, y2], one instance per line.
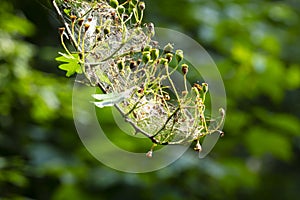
[192, 85, 200, 96]
[96, 36, 101, 41]
[123, 13, 129, 21]
[78, 18, 84, 26]
[146, 150, 153, 158]
[193, 83, 202, 92]
[128, 2, 135, 13]
[130, 61, 137, 69]
[138, 1, 145, 11]
[110, 0, 119, 8]
[165, 53, 173, 63]
[58, 27, 65, 35]
[182, 90, 188, 96]
[175, 49, 184, 63]
[132, 0, 139, 5]
[137, 59, 142, 65]
[160, 58, 168, 66]
[117, 5, 125, 14]
[125, 65, 131, 72]
[163, 43, 174, 54]
[117, 60, 125, 70]
[181, 64, 189, 75]
[138, 87, 144, 94]
[95, 26, 101, 34]
[147, 22, 155, 37]
[194, 141, 202, 152]
[142, 45, 152, 52]
[219, 108, 225, 117]
[78, 53, 83, 60]
[104, 27, 110, 35]
[219, 131, 225, 137]
[142, 52, 151, 63]
[70, 15, 77, 23]
[202, 83, 208, 93]
[164, 94, 170, 101]
[84, 24, 90, 32]
[120, 69, 125, 76]
[151, 48, 159, 61]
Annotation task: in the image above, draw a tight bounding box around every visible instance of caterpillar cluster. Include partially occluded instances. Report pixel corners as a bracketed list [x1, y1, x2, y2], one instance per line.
[53, 0, 225, 155]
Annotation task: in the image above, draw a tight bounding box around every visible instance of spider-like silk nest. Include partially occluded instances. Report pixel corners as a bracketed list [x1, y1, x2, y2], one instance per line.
[54, 0, 224, 146]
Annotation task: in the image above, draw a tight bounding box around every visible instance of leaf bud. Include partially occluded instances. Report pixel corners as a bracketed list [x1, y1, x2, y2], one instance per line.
[151, 48, 159, 61]
[142, 45, 152, 52]
[194, 141, 202, 152]
[84, 24, 90, 32]
[128, 2, 135, 13]
[138, 1, 145, 11]
[130, 61, 138, 69]
[163, 43, 174, 54]
[142, 52, 151, 63]
[160, 58, 168, 66]
[78, 18, 84, 26]
[181, 64, 189, 75]
[202, 83, 208, 93]
[165, 53, 173, 63]
[70, 15, 77, 23]
[117, 60, 125, 70]
[192, 86, 200, 96]
[146, 150, 153, 158]
[104, 27, 110, 35]
[147, 22, 155, 37]
[131, 0, 139, 5]
[110, 0, 119, 8]
[95, 26, 101, 34]
[138, 87, 144, 94]
[219, 131, 225, 137]
[193, 83, 202, 92]
[175, 49, 184, 63]
[123, 13, 129, 21]
[58, 27, 65, 35]
[164, 94, 170, 101]
[137, 59, 142, 65]
[117, 5, 125, 14]
[182, 91, 188, 96]
[219, 108, 225, 117]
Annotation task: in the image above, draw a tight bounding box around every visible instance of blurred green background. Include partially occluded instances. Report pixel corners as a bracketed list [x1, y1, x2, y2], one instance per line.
[1, 0, 300, 199]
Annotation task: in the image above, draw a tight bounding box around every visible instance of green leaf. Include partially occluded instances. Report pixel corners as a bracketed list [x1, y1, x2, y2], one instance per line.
[245, 127, 293, 161]
[58, 63, 81, 77]
[55, 52, 80, 62]
[63, 8, 71, 16]
[7, 170, 28, 187]
[56, 53, 82, 77]
[95, 70, 112, 85]
[254, 108, 300, 136]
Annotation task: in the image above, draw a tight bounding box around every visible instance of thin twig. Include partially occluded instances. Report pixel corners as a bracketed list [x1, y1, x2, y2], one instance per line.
[52, 0, 80, 51]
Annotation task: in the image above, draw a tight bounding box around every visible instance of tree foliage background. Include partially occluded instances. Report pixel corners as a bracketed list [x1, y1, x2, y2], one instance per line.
[0, 0, 300, 199]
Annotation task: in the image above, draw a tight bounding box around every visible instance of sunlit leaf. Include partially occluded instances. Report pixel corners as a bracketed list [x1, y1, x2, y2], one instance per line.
[95, 70, 112, 85]
[254, 108, 300, 136]
[245, 127, 293, 161]
[56, 53, 82, 77]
